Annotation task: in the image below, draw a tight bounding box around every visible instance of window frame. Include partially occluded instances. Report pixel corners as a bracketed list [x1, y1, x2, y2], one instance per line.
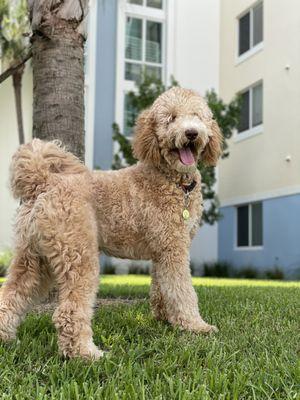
[234, 80, 263, 142]
[114, 0, 173, 147]
[127, 0, 164, 9]
[236, 1, 264, 64]
[122, 2, 166, 137]
[235, 202, 263, 250]
[124, 15, 165, 85]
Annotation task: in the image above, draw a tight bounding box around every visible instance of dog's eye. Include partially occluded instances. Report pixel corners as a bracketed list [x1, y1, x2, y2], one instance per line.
[167, 115, 176, 124]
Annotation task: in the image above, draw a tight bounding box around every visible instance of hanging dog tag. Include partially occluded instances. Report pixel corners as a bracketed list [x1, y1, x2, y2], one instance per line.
[182, 209, 190, 220]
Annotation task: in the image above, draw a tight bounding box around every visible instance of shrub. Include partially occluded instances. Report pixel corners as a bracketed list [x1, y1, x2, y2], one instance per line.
[102, 263, 116, 275]
[203, 261, 232, 277]
[264, 268, 284, 280]
[128, 263, 150, 275]
[190, 262, 196, 276]
[235, 266, 258, 279]
[200, 262, 283, 280]
[0, 265, 6, 277]
[0, 249, 13, 277]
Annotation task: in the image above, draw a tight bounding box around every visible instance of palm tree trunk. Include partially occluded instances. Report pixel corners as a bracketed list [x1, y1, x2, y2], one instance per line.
[27, 1, 89, 303]
[28, 0, 88, 161]
[12, 65, 25, 145]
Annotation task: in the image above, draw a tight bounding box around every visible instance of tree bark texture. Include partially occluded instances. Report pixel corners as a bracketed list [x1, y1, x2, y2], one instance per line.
[12, 65, 25, 145]
[28, 1, 88, 161]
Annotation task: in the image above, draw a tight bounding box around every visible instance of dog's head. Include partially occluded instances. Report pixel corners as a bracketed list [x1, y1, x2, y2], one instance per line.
[132, 87, 223, 173]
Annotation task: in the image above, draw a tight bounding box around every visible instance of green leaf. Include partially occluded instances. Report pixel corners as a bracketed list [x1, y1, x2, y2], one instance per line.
[0, 0, 30, 66]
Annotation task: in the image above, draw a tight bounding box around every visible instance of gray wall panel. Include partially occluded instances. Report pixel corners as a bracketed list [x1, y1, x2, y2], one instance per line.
[93, 0, 117, 170]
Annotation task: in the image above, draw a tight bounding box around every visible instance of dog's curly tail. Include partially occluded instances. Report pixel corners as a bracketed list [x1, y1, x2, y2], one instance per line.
[10, 139, 87, 200]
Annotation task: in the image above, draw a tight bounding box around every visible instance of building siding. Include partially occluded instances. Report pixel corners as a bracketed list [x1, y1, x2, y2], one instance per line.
[93, 0, 118, 170]
[173, 0, 220, 94]
[218, 0, 300, 276]
[219, 0, 300, 203]
[174, 0, 220, 265]
[218, 193, 300, 278]
[0, 65, 33, 249]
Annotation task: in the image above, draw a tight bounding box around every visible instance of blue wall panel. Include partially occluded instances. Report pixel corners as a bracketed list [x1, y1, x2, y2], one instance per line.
[93, 0, 117, 170]
[218, 194, 300, 278]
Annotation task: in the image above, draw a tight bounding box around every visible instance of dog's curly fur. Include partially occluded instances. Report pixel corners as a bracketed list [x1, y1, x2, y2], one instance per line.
[0, 87, 222, 359]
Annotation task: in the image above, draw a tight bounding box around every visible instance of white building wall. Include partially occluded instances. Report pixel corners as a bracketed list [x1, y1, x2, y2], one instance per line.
[173, 0, 220, 266]
[0, 65, 33, 249]
[173, 0, 220, 95]
[219, 0, 300, 205]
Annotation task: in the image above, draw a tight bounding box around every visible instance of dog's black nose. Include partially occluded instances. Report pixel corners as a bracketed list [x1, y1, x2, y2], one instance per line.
[185, 129, 198, 141]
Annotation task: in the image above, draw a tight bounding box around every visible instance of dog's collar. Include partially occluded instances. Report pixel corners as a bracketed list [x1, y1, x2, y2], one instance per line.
[177, 179, 197, 194]
[176, 179, 197, 221]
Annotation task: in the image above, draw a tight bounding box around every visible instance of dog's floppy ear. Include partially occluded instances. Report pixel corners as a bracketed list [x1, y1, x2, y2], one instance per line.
[132, 108, 161, 166]
[201, 119, 223, 166]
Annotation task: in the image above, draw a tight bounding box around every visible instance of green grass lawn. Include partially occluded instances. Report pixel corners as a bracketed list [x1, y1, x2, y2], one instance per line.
[0, 275, 299, 399]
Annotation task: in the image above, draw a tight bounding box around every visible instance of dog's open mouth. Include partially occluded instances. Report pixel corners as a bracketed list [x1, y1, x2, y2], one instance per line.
[177, 143, 196, 166]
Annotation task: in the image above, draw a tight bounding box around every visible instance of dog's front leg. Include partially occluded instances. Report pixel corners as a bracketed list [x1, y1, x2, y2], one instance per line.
[150, 263, 168, 321]
[153, 250, 217, 333]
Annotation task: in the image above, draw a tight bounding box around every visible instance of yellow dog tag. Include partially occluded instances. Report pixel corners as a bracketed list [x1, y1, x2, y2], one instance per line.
[182, 209, 190, 220]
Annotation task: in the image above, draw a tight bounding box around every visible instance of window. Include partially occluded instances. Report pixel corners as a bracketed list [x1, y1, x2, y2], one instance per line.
[125, 18, 142, 61]
[238, 2, 263, 57]
[147, 0, 163, 9]
[123, 93, 138, 136]
[127, 0, 163, 9]
[146, 20, 162, 64]
[125, 17, 163, 83]
[239, 13, 250, 55]
[252, 83, 263, 126]
[239, 91, 250, 132]
[118, 1, 166, 137]
[253, 2, 263, 46]
[238, 82, 263, 133]
[237, 203, 263, 247]
[128, 0, 143, 4]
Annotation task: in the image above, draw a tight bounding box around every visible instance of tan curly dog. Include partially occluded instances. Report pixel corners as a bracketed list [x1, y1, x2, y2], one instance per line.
[0, 87, 222, 359]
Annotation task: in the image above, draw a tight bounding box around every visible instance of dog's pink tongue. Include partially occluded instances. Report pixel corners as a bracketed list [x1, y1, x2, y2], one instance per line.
[179, 147, 195, 165]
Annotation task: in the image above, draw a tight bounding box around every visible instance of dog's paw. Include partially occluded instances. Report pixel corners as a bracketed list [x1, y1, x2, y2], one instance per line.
[180, 319, 218, 334]
[60, 340, 105, 360]
[78, 342, 105, 360]
[0, 309, 17, 342]
[0, 330, 16, 342]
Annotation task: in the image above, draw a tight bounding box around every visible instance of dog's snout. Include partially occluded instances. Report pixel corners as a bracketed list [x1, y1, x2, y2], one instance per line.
[185, 129, 198, 141]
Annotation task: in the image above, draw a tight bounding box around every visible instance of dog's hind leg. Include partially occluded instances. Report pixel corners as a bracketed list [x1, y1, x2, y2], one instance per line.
[50, 248, 102, 360]
[44, 224, 102, 360]
[0, 251, 52, 341]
